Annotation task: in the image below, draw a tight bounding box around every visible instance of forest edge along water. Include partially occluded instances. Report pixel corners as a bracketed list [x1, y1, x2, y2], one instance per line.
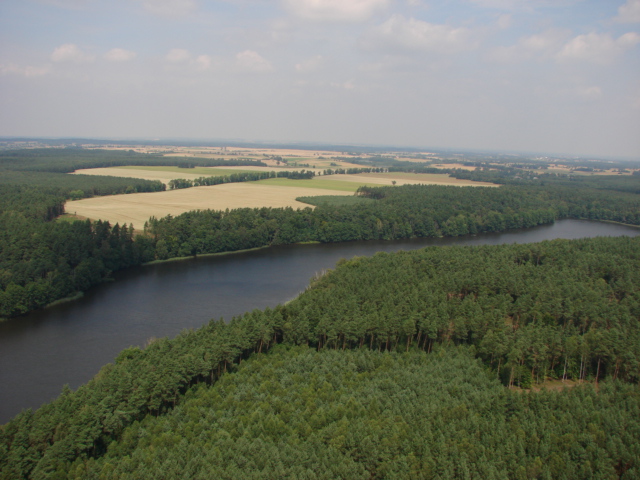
[1, 219, 639, 424]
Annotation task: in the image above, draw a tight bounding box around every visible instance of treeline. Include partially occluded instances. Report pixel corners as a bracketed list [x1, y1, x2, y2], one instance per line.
[0, 217, 151, 318]
[144, 183, 640, 260]
[167, 169, 315, 190]
[0, 186, 65, 221]
[3, 179, 640, 318]
[167, 167, 387, 190]
[66, 348, 640, 479]
[0, 148, 266, 173]
[288, 236, 640, 386]
[383, 161, 640, 195]
[1, 237, 639, 478]
[0, 148, 279, 318]
[0, 171, 165, 199]
[321, 167, 385, 175]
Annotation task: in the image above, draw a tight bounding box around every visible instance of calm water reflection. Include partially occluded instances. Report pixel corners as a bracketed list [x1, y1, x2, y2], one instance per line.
[1, 219, 638, 423]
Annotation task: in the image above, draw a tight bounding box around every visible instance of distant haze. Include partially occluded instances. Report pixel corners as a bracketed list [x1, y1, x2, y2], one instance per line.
[1, 0, 639, 158]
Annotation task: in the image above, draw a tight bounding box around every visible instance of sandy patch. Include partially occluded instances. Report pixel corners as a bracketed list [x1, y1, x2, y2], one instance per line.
[65, 183, 352, 229]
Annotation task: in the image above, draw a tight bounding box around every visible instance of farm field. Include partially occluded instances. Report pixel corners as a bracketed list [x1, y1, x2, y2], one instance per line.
[72, 166, 259, 184]
[73, 166, 497, 187]
[315, 172, 499, 187]
[66, 167, 498, 229]
[65, 183, 353, 230]
[254, 178, 366, 191]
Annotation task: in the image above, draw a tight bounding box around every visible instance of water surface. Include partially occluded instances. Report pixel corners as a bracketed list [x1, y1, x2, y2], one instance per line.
[1, 219, 638, 423]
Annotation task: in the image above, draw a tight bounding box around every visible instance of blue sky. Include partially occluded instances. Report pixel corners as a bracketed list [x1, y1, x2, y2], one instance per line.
[1, 0, 639, 158]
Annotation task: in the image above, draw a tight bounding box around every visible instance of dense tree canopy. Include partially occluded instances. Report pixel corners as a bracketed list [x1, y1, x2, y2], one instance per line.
[0, 148, 265, 173]
[2, 237, 639, 479]
[66, 347, 640, 480]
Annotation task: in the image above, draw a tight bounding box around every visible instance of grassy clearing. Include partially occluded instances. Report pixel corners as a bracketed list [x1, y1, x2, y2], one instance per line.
[55, 213, 87, 223]
[297, 195, 375, 207]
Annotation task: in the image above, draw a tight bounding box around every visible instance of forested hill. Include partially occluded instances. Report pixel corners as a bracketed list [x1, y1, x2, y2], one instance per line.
[1, 237, 639, 479]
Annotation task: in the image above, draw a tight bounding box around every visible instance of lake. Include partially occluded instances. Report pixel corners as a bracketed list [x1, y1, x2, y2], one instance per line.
[1, 219, 638, 423]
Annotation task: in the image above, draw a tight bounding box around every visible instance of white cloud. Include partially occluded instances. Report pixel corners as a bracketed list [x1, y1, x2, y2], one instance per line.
[469, 0, 580, 11]
[295, 55, 325, 73]
[362, 15, 475, 54]
[556, 32, 640, 64]
[165, 48, 192, 62]
[615, 0, 640, 23]
[38, 0, 90, 8]
[50, 44, 95, 62]
[575, 86, 602, 100]
[235, 50, 273, 73]
[497, 14, 511, 29]
[195, 54, 213, 71]
[163, 50, 220, 72]
[520, 31, 562, 51]
[104, 48, 137, 62]
[283, 0, 389, 22]
[331, 79, 356, 89]
[618, 31, 640, 46]
[490, 29, 568, 62]
[0, 63, 50, 77]
[134, 0, 197, 17]
[469, 0, 523, 8]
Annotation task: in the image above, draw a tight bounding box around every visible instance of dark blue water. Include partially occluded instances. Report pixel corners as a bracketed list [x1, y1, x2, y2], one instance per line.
[1, 219, 638, 423]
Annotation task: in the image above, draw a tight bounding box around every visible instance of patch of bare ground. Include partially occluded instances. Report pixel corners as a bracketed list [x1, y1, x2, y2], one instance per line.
[511, 379, 582, 393]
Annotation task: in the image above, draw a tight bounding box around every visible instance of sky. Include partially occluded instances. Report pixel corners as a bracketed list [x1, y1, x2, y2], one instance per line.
[0, 0, 639, 158]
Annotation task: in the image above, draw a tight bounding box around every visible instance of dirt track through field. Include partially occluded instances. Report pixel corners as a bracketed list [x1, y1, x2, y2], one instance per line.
[66, 183, 352, 229]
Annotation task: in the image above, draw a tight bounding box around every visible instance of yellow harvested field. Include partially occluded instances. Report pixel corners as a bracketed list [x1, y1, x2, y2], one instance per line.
[65, 183, 352, 230]
[212, 165, 318, 173]
[73, 166, 498, 187]
[316, 173, 497, 187]
[430, 163, 479, 171]
[73, 167, 212, 184]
